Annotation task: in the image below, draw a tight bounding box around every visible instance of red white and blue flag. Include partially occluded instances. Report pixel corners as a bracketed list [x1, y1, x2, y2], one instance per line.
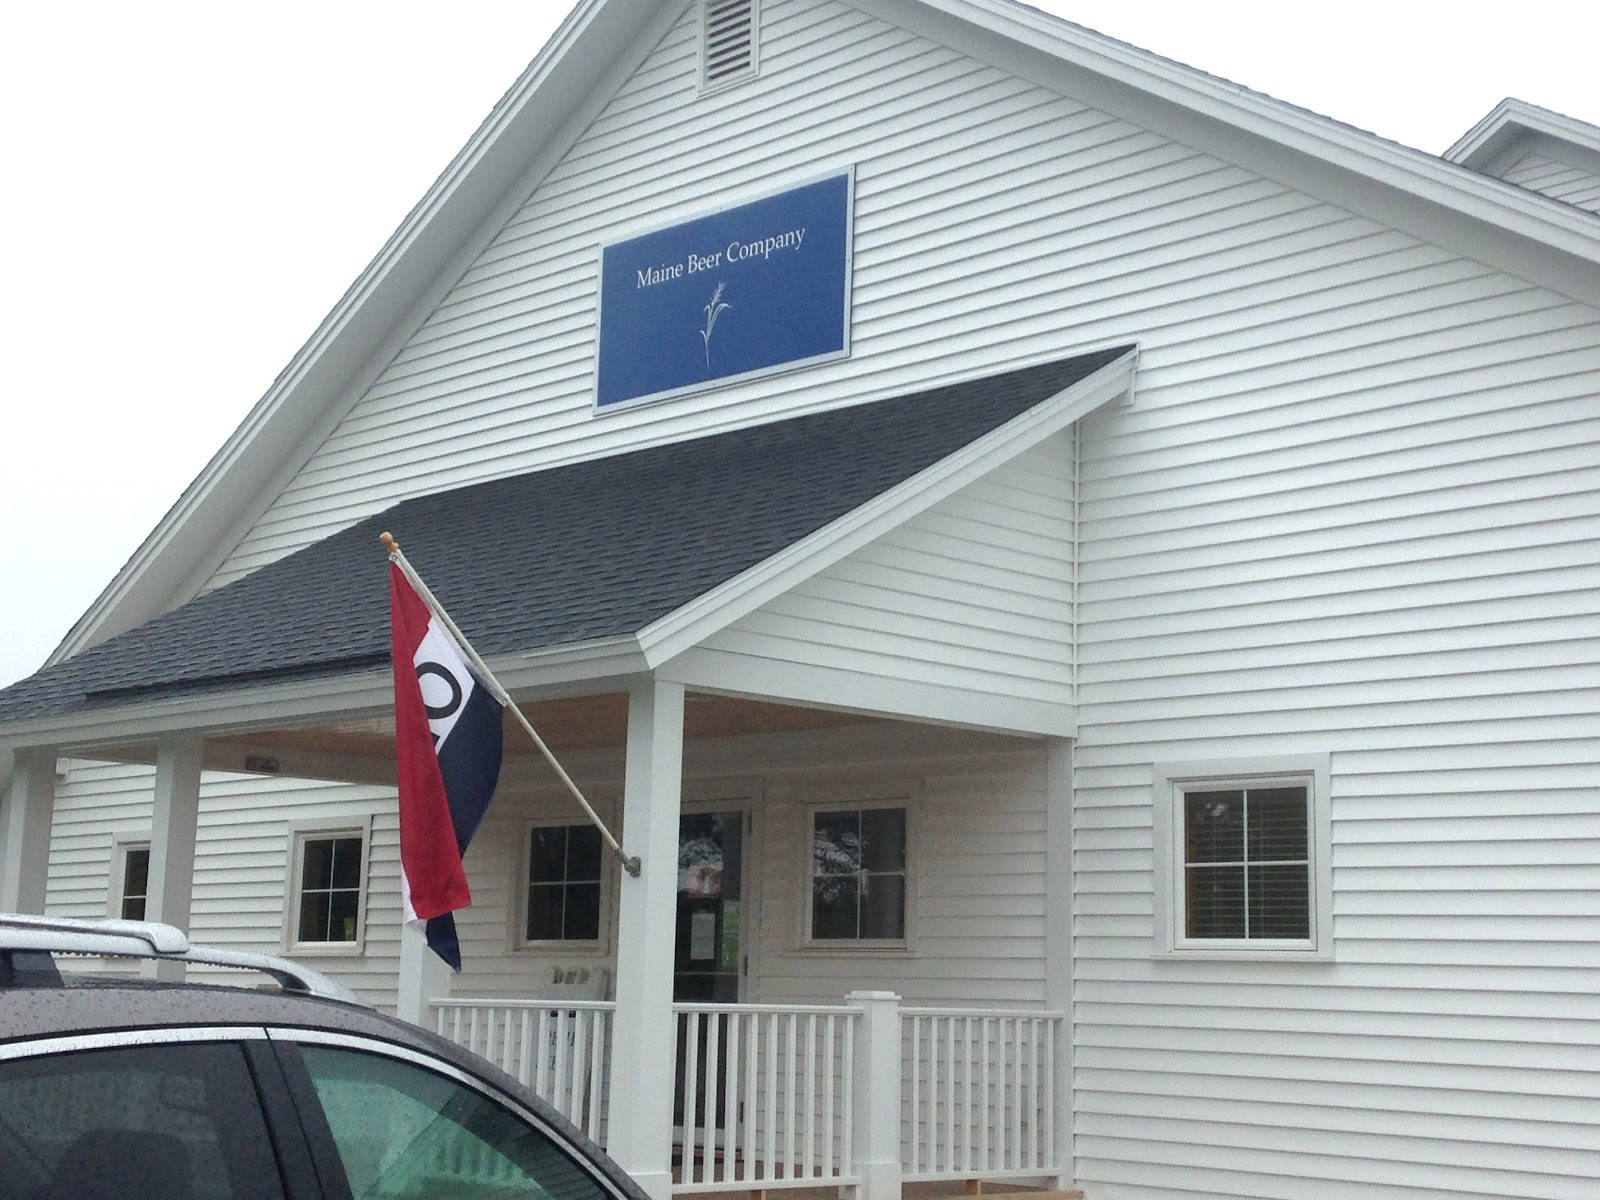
[389, 561, 504, 970]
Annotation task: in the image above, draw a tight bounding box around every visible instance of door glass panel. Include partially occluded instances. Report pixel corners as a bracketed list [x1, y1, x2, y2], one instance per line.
[298, 1045, 609, 1200]
[0, 1042, 285, 1200]
[673, 810, 744, 1135]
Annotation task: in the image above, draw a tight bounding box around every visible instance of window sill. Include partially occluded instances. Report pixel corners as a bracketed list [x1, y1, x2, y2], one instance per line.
[797, 941, 915, 957]
[285, 941, 365, 958]
[1156, 943, 1332, 963]
[512, 941, 608, 956]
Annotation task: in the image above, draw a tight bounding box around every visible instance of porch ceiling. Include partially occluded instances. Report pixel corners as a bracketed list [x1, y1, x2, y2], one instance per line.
[80, 693, 883, 782]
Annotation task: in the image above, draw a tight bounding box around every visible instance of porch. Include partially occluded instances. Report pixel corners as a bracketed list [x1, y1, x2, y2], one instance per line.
[432, 994, 1072, 1200]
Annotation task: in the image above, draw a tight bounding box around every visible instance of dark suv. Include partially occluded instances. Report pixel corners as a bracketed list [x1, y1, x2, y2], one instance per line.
[0, 913, 647, 1200]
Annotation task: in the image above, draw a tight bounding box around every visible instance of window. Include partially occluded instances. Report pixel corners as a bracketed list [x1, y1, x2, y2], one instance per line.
[808, 803, 908, 944]
[523, 823, 603, 944]
[1154, 757, 1332, 958]
[297, 1044, 611, 1200]
[287, 823, 369, 953]
[0, 1042, 286, 1199]
[110, 840, 150, 921]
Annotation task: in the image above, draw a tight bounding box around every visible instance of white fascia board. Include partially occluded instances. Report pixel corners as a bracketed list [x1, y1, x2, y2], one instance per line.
[0, 637, 650, 755]
[1447, 97, 1600, 170]
[857, 0, 1600, 291]
[51, 0, 686, 667]
[660, 646, 1073, 738]
[636, 347, 1136, 669]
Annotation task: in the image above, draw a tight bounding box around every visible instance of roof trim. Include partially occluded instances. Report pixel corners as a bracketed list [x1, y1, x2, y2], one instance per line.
[639, 346, 1137, 666]
[1446, 97, 1600, 172]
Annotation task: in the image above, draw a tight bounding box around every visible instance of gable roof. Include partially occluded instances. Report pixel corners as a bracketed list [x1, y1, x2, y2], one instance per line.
[54, 0, 1600, 685]
[0, 347, 1130, 738]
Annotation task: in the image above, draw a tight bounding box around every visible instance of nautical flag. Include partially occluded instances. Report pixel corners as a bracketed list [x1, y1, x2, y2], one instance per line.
[389, 561, 504, 970]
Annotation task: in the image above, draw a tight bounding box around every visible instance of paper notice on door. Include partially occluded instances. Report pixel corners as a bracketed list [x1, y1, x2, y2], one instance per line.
[690, 909, 717, 961]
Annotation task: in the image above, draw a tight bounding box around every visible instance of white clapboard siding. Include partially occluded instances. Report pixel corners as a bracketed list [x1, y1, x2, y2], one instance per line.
[1499, 149, 1600, 214]
[753, 747, 1050, 1009]
[200, 0, 1550, 591]
[1070, 239, 1600, 1200]
[695, 438, 1073, 705]
[42, 759, 404, 1011]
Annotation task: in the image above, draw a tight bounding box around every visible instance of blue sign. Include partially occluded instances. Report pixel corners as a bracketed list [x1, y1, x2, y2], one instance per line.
[596, 172, 853, 408]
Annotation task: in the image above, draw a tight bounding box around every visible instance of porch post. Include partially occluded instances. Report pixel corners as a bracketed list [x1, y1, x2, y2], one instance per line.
[847, 990, 902, 1200]
[1044, 738, 1074, 1188]
[1, 747, 58, 913]
[605, 678, 684, 1200]
[144, 732, 203, 981]
[396, 927, 451, 1026]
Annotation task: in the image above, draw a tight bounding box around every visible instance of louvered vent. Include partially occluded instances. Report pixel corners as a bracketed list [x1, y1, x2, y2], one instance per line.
[702, 0, 757, 90]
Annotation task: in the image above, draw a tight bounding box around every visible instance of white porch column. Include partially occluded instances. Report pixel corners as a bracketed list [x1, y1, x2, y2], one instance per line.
[1, 747, 58, 913]
[847, 990, 902, 1200]
[143, 732, 203, 982]
[605, 678, 684, 1200]
[396, 926, 452, 1026]
[1044, 738, 1074, 1188]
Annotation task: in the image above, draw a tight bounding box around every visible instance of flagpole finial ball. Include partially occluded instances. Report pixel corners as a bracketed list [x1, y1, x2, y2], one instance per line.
[380, 531, 399, 554]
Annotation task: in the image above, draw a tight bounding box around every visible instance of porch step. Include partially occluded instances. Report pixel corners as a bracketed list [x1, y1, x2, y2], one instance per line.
[958, 1191, 1084, 1200]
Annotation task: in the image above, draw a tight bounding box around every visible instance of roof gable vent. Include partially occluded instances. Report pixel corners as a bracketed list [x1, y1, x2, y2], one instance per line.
[701, 0, 758, 91]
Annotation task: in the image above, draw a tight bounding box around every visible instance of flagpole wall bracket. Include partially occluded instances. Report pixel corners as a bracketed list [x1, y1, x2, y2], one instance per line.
[620, 852, 642, 877]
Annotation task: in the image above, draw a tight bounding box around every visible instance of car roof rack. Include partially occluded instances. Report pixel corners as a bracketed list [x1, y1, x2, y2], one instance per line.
[0, 913, 365, 1005]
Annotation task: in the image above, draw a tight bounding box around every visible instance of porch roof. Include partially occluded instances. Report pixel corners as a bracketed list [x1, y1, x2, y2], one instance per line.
[0, 348, 1128, 735]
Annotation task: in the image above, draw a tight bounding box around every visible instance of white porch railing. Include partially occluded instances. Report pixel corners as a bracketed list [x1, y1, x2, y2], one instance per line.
[901, 1007, 1062, 1182]
[432, 996, 1062, 1192]
[672, 1002, 858, 1192]
[433, 998, 614, 1143]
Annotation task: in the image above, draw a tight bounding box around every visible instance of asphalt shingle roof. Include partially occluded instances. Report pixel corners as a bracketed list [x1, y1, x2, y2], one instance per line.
[0, 348, 1128, 728]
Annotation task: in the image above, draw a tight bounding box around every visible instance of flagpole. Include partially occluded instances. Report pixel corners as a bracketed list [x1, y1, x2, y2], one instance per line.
[381, 532, 643, 877]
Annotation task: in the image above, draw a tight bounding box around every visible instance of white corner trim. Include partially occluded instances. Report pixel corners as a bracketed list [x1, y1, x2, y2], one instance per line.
[639, 349, 1136, 667]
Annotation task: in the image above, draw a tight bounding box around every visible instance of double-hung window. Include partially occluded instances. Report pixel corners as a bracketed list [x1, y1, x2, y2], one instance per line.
[111, 840, 151, 921]
[1154, 757, 1332, 958]
[523, 823, 603, 945]
[287, 822, 369, 953]
[807, 802, 909, 946]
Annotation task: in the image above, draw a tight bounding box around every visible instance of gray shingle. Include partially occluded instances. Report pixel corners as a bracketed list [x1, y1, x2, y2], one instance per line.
[0, 348, 1128, 727]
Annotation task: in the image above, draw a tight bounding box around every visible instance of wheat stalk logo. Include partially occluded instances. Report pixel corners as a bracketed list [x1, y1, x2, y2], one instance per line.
[700, 282, 731, 366]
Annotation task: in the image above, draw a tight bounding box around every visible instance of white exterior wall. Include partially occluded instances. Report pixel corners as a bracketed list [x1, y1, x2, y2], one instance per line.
[1069, 269, 1600, 1194]
[699, 437, 1074, 707]
[44, 759, 403, 1010]
[1500, 149, 1600, 214]
[449, 730, 1050, 1009]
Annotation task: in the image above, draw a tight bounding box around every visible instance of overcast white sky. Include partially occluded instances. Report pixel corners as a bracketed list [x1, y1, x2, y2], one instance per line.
[2, 0, 1597, 690]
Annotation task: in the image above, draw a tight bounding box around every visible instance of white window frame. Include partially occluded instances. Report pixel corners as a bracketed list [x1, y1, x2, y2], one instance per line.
[284, 817, 372, 957]
[800, 796, 916, 953]
[1153, 755, 1333, 961]
[515, 817, 611, 954]
[107, 832, 152, 921]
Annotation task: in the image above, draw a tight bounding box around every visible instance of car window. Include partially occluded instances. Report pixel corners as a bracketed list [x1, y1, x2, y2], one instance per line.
[0, 1041, 286, 1200]
[298, 1044, 611, 1200]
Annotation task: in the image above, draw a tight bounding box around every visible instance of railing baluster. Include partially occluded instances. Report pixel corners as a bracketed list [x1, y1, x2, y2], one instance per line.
[840, 1012, 854, 1179]
[682, 1011, 701, 1184]
[822, 1015, 836, 1178]
[705, 1012, 722, 1186]
[723, 1012, 741, 1184]
[908, 1013, 921, 1178]
[784, 1012, 798, 1178]
[534, 1007, 551, 1097]
[590, 1008, 609, 1143]
[803, 1013, 817, 1177]
[764, 1012, 778, 1182]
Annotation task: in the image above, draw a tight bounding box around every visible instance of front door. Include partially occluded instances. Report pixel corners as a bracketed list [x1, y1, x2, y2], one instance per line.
[674, 810, 744, 1002]
[673, 809, 744, 1138]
